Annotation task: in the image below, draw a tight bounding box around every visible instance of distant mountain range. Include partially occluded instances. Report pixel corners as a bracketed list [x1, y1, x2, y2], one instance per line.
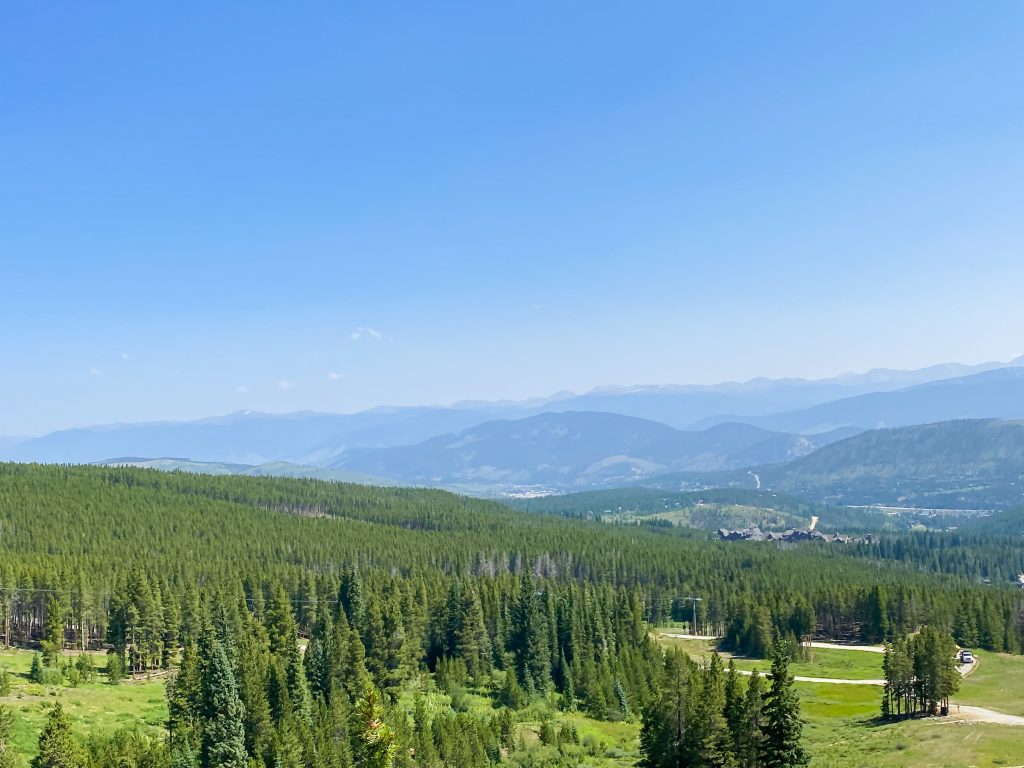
[718, 368, 1024, 433]
[4, 358, 1022, 466]
[557, 357, 1024, 429]
[3, 359, 1024, 506]
[329, 412, 856, 492]
[3, 407, 498, 466]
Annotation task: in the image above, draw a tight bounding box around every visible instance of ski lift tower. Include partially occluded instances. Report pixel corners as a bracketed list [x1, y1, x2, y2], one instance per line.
[684, 596, 703, 636]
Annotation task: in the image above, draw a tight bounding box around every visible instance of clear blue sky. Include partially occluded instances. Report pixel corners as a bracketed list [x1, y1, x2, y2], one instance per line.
[2, 2, 1022, 434]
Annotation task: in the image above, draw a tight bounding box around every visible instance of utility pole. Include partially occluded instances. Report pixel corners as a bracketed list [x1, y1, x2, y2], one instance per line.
[684, 596, 703, 636]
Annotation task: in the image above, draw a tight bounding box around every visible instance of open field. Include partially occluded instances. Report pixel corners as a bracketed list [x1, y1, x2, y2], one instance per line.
[656, 631, 885, 680]
[655, 631, 1024, 768]
[954, 651, 1024, 717]
[0, 649, 166, 760]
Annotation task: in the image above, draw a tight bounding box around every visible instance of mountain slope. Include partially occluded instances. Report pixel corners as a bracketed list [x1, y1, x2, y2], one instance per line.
[5, 358, 1019, 466]
[738, 368, 1024, 433]
[333, 411, 848, 491]
[4, 408, 495, 466]
[556, 357, 1024, 429]
[758, 419, 1024, 509]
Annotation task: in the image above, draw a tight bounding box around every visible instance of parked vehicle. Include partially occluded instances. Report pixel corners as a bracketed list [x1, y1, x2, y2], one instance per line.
[959, 650, 974, 664]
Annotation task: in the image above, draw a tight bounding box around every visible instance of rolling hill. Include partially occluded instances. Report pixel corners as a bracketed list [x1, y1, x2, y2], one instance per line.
[332, 411, 853, 492]
[94, 457, 396, 485]
[753, 419, 1024, 509]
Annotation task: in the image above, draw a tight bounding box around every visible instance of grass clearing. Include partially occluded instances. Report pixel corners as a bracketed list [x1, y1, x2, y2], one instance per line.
[654, 632, 1024, 767]
[954, 650, 1024, 716]
[0, 648, 167, 760]
[655, 632, 883, 680]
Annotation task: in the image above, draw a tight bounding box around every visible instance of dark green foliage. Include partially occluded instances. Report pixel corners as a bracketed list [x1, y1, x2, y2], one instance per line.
[105, 651, 126, 684]
[354, 683, 397, 768]
[200, 642, 247, 768]
[761, 638, 808, 768]
[0, 705, 15, 768]
[29, 653, 44, 684]
[881, 626, 960, 719]
[0, 463, 1020, 767]
[32, 702, 85, 768]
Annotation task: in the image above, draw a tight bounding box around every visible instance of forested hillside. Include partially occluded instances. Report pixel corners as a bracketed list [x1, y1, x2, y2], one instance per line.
[757, 419, 1024, 509]
[2, 464, 1024, 767]
[332, 412, 846, 492]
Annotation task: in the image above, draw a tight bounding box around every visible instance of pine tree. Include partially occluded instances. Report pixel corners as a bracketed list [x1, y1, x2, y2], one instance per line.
[0, 706, 16, 768]
[29, 652, 44, 684]
[41, 595, 64, 667]
[168, 637, 203, 759]
[353, 683, 397, 768]
[761, 639, 808, 768]
[201, 641, 248, 768]
[638, 649, 692, 768]
[455, 585, 492, 682]
[724, 658, 745, 758]
[32, 702, 84, 768]
[338, 567, 365, 632]
[738, 670, 765, 768]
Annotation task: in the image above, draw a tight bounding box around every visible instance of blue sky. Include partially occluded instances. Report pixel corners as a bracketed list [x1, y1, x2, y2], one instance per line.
[2, 2, 1023, 434]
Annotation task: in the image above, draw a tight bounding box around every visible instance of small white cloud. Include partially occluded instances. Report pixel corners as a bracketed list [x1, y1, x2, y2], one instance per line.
[88, 367, 101, 376]
[277, 380, 293, 390]
[236, 385, 252, 394]
[120, 352, 131, 361]
[327, 371, 347, 381]
[351, 326, 383, 341]
[531, 303, 543, 310]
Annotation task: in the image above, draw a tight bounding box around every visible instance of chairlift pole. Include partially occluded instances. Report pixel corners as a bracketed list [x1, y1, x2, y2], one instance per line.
[684, 596, 703, 636]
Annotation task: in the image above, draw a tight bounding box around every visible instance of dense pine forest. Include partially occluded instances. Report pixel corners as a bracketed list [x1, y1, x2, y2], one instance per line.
[1, 463, 1023, 766]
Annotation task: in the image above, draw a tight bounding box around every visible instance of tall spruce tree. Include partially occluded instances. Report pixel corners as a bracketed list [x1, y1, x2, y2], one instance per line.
[762, 639, 808, 768]
[201, 641, 248, 768]
[738, 670, 765, 768]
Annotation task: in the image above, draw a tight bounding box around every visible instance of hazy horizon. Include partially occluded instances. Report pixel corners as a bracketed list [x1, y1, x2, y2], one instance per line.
[4, 352, 1022, 437]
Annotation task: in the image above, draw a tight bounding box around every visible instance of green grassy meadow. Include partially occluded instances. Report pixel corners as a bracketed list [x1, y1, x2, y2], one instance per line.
[655, 632, 1024, 768]
[4, 641, 1024, 768]
[0, 649, 166, 761]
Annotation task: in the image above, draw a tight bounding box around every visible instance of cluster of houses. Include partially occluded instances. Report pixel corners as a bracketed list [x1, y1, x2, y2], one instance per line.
[716, 526, 872, 544]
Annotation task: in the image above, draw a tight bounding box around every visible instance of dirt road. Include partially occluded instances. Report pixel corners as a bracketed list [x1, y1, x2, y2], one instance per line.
[946, 705, 1024, 726]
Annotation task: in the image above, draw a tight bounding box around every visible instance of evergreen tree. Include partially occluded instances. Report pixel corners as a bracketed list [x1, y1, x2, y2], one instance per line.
[41, 595, 64, 667]
[738, 670, 765, 768]
[32, 702, 85, 768]
[353, 683, 397, 768]
[29, 653, 44, 684]
[761, 639, 808, 768]
[0, 706, 16, 768]
[724, 659, 745, 759]
[200, 641, 248, 768]
[167, 637, 202, 760]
